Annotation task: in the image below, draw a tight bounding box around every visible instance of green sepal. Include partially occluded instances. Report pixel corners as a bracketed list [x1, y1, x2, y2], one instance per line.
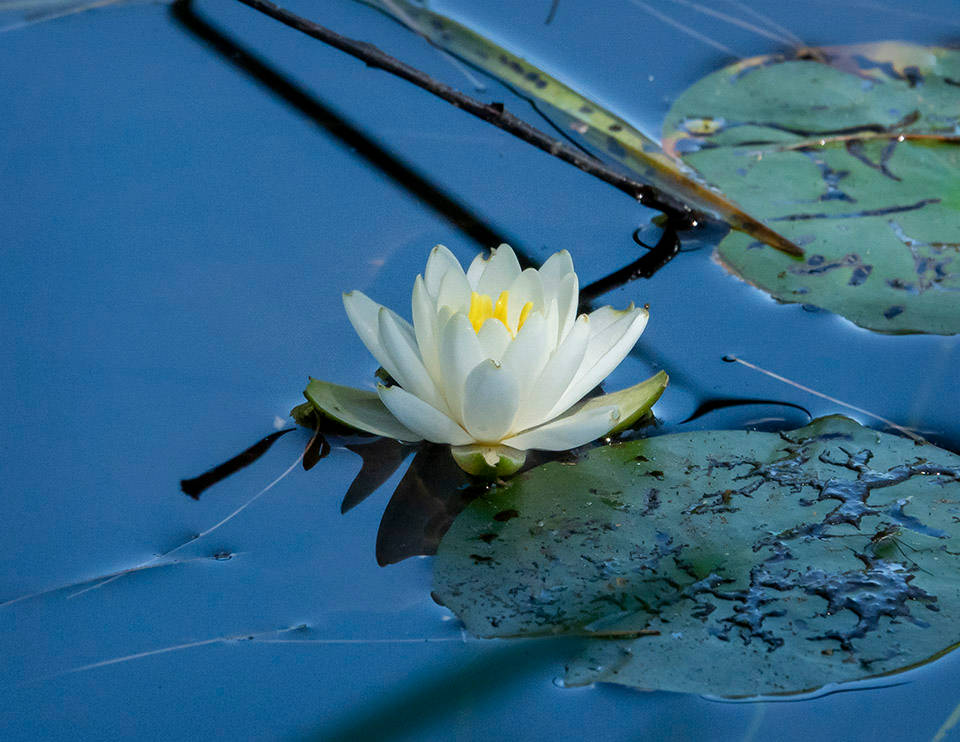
[451, 444, 527, 479]
[585, 370, 669, 435]
[290, 400, 320, 428]
[299, 377, 421, 441]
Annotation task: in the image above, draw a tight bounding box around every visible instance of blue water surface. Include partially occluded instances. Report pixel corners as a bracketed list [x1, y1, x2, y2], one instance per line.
[2, 0, 959, 739]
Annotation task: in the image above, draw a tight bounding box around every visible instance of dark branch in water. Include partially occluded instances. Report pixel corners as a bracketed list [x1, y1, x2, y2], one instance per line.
[578, 223, 680, 306]
[545, 0, 560, 25]
[180, 429, 296, 498]
[232, 0, 697, 224]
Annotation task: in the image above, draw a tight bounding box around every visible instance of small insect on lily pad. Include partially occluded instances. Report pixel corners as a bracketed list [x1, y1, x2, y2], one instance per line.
[433, 416, 960, 696]
[663, 42, 960, 335]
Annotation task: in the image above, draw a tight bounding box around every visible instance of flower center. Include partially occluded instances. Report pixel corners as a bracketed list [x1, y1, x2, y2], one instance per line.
[467, 290, 533, 337]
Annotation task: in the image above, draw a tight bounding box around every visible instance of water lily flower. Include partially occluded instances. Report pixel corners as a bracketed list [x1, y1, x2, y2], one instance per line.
[303, 244, 667, 477]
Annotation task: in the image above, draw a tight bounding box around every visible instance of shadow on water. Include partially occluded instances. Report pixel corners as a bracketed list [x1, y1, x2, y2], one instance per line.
[178, 415, 584, 567]
[171, 0, 700, 285]
[169, 0, 513, 252]
[309, 637, 574, 742]
[177, 384, 822, 567]
[681, 397, 811, 424]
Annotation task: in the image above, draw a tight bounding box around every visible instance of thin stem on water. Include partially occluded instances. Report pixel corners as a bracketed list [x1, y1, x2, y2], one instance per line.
[231, 0, 696, 223]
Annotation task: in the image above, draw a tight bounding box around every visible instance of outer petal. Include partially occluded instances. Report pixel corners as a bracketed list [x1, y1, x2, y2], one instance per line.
[343, 290, 406, 372]
[304, 378, 422, 441]
[460, 359, 521, 442]
[549, 307, 649, 417]
[584, 304, 634, 337]
[412, 275, 440, 377]
[424, 244, 464, 297]
[502, 403, 619, 451]
[501, 371, 668, 452]
[499, 311, 550, 399]
[512, 313, 590, 431]
[477, 243, 522, 297]
[378, 308, 446, 412]
[581, 307, 645, 370]
[437, 312, 485, 417]
[377, 384, 474, 445]
[476, 318, 513, 362]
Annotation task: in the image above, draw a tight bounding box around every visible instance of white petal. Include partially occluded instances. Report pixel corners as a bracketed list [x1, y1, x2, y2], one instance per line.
[537, 249, 575, 297]
[502, 402, 619, 451]
[554, 307, 642, 398]
[460, 360, 521, 442]
[378, 308, 446, 412]
[582, 307, 642, 368]
[424, 244, 464, 297]
[304, 379, 422, 441]
[437, 267, 472, 313]
[476, 318, 513, 362]
[412, 275, 440, 377]
[342, 290, 401, 371]
[437, 312, 484, 417]
[544, 297, 560, 353]
[477, 243, 522, 297]
[513, 313, 590, 431]
[549, 307, 649, 417]
[554, 272, 579, 344]
[505, 268, 545, 328]
[499, 311, 550, 399]
[585, 304, 633, 337]
[465, 252, 486, 290]
[378, 384, 473, 445]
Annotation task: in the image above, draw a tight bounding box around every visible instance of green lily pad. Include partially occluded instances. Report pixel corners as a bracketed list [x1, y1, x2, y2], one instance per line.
[433, 416, 960, 696]
[663, 42, 960, 335]
[663, 42, 960, 334]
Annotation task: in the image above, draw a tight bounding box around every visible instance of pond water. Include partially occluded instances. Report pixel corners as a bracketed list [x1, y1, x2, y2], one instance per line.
[2, 0, 959, 739]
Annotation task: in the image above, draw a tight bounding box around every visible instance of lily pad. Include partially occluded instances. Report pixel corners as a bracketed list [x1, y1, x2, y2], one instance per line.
[663, 42, 960, 334]
[433, 416, 960, 696]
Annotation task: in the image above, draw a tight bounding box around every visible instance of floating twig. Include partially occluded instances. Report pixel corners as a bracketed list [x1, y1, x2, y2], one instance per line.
[722, 355, 926, 443]
[231, 0, 711, 228]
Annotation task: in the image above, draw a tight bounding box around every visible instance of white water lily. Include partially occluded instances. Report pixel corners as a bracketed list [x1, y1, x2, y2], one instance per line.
[305, 244, 667, 477]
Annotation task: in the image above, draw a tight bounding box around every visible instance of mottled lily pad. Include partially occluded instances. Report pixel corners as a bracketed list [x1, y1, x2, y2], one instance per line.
[663, 43, 960, 334]
[433, 416, 960, 696]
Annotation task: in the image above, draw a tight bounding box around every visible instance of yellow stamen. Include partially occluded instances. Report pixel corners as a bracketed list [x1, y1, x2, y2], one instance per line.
[493, 291, 510, 327]
[517, 301, 533, 332]
[467, 290, 534, 337]
[468, 291, 493, 333]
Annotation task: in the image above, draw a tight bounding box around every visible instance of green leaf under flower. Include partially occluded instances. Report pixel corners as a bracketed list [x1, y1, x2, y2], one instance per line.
[433, 415, 960, 696]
